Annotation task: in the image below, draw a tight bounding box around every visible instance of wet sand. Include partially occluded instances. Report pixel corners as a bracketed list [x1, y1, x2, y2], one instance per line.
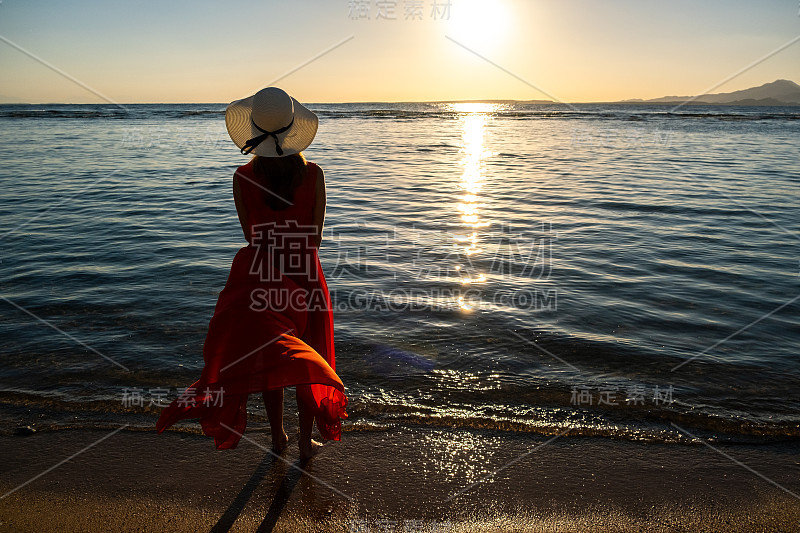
[1, 425, 799, 532]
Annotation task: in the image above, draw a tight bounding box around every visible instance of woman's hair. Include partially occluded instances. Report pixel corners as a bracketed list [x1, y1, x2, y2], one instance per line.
[251, 152, 307, 210]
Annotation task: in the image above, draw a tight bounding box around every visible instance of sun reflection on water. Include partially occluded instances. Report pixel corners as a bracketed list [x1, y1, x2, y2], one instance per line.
[448, 103, 501, 306]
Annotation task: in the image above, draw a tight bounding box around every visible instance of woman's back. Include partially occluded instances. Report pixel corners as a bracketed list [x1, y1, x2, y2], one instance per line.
[235, 158, 324, 287]
[235, 158, 319, 232]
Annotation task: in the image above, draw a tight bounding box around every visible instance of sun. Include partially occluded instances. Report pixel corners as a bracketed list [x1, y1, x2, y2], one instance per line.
[446, 0, 511, 53]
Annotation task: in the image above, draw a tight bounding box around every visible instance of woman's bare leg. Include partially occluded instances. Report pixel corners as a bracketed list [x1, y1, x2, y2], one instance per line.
[296, 385, 323, 460]
[262, 389, 288, 452]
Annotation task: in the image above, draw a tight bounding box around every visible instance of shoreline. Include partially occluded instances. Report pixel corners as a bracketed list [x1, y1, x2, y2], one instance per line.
[2, 425, 799, 532]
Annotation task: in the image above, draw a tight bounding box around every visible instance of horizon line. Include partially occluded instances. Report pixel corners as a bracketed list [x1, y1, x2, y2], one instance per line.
[2, 99, 799, 106]
[2, 79, 796, 107]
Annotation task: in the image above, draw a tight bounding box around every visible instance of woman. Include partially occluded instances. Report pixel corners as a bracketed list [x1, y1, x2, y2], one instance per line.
[156, 87, 347, 460]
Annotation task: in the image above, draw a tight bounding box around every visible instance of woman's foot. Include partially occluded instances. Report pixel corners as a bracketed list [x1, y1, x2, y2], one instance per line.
[272, 431, 289, 453]
[299, 439, 323, 461]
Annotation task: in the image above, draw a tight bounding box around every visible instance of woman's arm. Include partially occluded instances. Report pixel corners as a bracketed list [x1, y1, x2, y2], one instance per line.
[311, 165, 326, 248]
[233, 173, 251, 243]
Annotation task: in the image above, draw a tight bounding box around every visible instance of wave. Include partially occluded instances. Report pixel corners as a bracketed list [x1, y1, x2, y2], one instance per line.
[313, 107, 800, 122]
[0, 109, 129, 119]
[661, 111, 800, 121]
[178, 110, 225, 117]
[2, 104, 797, 122]
[579, 199, 758, 216]
[2, 386, 797, 445]
[0, 106, 225, 120]
[345, 409, 800, 444]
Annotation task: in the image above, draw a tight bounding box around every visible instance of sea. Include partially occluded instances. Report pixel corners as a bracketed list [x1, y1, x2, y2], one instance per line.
[0, 102, 798, 445]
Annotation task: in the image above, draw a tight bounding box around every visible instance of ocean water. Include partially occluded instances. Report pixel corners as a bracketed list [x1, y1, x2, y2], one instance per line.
[0, 102, 798, 444]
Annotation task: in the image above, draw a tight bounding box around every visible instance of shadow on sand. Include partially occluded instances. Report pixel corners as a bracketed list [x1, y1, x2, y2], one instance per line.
[210, 453, 304, 533]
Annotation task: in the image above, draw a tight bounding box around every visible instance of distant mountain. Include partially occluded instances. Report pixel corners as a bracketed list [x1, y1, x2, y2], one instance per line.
[621, 79, 800, 106]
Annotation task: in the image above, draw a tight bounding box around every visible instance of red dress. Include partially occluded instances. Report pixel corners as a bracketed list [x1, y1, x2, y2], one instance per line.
[156, 160, 348, 449]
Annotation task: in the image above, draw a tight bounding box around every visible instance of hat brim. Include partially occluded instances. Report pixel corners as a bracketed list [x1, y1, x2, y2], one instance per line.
[225, 95, 318, 157]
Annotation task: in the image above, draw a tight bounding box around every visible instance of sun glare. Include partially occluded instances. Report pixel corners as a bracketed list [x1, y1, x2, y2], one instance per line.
[449, 102, 501, 114]
[447, 0, 510, 52]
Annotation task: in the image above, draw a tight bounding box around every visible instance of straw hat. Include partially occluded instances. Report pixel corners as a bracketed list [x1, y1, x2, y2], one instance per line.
[225, 87, 318, 157]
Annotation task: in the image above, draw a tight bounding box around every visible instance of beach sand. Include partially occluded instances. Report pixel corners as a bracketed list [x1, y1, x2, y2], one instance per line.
[1, 424, 799, 532]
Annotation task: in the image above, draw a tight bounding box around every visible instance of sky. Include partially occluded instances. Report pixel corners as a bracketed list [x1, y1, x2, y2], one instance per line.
[0, 0, 798, 103]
